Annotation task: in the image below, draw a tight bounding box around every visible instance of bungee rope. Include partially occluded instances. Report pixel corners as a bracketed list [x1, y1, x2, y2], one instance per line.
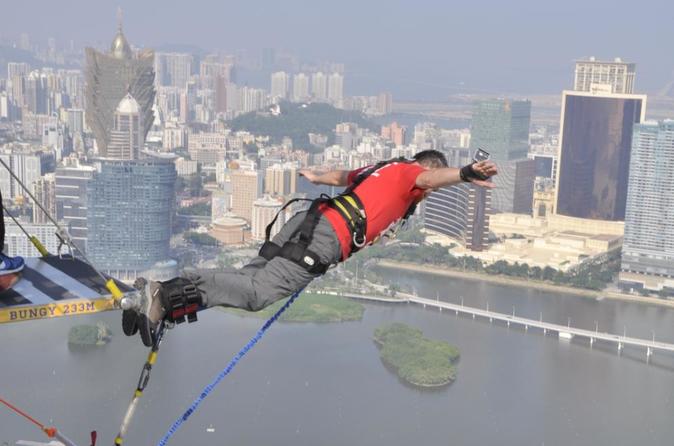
[0, 396, 83, 446]
[156, 289, 302, 446]
[113, 321, 167, 445]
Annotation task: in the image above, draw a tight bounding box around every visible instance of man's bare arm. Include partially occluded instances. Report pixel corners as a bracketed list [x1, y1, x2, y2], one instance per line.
[298, 169, 350, 186]
[415, 161, 498, 189]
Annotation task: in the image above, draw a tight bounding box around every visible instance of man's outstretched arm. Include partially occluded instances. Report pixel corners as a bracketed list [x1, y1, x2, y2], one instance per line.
[415, 160, 498, 190]
[298, 168, 351, 186]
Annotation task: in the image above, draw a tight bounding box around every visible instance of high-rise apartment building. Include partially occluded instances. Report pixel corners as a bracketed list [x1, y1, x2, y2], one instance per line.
[7, 62, 30, 80]
[377, 92, 393, 115]
[311, 72, 327, 100]
[271, 71, 289, 100]
[55, 157, 95, 253]
[32, 173, 56, 224]
[107, 94, 143, 160]
[620, 120, 674, 291]
[199, 60, 231, 90]
[252, 195, 285, 241]
[230, 169, 262, 222]
[381, 122, 406, 146]
[554, 90, 646, 221]
[154, 52, 193, 88]
[0, 148, 54, 199]
[328, 72, 344, 103]
[264, 163, 297, 196]
[85, 22, 155, 157]
[5, 222, 59, 257]
[574, 57, 635, 94]
[292, 73, 309, 102]
[87, 156, 176, 280]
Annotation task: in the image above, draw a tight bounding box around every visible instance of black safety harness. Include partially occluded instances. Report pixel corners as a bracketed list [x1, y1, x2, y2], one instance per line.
[259, 157, 418, 274]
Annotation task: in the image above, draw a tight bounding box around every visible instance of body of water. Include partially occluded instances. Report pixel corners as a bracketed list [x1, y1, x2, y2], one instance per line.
[1, 267, 673, 445]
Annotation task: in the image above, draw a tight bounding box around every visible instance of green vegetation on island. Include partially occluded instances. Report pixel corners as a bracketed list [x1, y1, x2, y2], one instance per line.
[374, 322, 460, 388]
[223, 292, 364, 323]
[229, 102, 378, 151]
[68, 322, 112, 346]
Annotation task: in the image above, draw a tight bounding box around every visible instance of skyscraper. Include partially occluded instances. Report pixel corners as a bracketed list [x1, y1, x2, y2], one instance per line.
[574, 57, 635, 94]
[85, 21, 155, 157]
[252, 195, 285, 241]
[292, 73, 309, 102]
[264, 163, 297, 196]
[328, 72, 344, 103]
[423, 184, 491, 251]
[470, 98, 531, 162]
[55, 157, 95, 253]
[154, 52, 193, 88]
[377, 92, 393, 115]
[311, 72, 327, 100]
[423, 148, 491, 251]
[32, 173, 56, 225]
[230, 169, 262, 222]
[107, 94, 143, 160]
[271, 71, 289, 100]
[7, 62, 30, 80]
[381, 122, 406, 146]
[87, 155, 176, 280]
[554, 90, 646, 221]
[620, 120, 674, 292]
[470, 98, 532, 213]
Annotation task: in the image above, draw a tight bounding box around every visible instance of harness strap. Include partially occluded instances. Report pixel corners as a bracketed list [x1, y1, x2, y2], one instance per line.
[259, 195, 332, 275]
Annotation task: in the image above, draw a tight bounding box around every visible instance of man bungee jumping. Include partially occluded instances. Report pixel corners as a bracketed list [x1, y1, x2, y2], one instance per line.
[123, 149, 498, 346]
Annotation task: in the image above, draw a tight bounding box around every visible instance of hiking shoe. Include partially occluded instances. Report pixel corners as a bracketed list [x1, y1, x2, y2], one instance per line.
[0, 253, 24, 275]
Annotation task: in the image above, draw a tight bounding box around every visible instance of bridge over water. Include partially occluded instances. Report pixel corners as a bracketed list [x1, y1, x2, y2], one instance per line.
[337, 291, 674, 358]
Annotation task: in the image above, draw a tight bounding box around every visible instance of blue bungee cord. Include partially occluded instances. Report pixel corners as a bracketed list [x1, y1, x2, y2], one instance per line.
[156, 289, 302, 446]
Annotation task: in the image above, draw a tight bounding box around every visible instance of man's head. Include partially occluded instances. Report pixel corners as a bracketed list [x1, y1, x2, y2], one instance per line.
[412, 150, 448, 169]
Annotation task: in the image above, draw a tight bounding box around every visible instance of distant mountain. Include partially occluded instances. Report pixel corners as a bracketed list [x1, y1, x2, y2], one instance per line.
[229, 101, 378, 152]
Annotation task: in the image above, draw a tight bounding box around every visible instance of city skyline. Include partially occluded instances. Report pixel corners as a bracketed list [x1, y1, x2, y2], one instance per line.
[2, 1, 674, 100]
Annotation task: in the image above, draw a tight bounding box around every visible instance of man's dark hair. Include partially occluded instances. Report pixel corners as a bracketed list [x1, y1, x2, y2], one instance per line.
[412, 150, 448, 169]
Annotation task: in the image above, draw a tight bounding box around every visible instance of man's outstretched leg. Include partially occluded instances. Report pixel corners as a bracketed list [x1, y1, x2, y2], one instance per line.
[126, 212, 342, 345]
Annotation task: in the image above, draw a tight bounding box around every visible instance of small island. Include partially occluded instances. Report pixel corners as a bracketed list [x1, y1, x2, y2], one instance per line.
[223, 292, 364, 323]
[373, 322, 460, 388]
[68, 322, 113, 347]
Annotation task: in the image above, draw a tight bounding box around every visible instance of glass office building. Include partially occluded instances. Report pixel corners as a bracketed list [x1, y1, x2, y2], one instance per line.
[87, 157, 176, 280]
[470, 98, 531, 162]
[555, 91, 645, 221]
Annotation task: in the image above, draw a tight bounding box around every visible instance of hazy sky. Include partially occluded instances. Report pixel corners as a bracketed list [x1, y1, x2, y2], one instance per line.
[4, 0, 674, 99]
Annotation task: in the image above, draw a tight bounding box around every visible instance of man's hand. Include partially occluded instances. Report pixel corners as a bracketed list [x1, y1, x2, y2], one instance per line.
[298, 168, 321, 184]
[470, 160, 498, 188]
[298, 169, 350, 186]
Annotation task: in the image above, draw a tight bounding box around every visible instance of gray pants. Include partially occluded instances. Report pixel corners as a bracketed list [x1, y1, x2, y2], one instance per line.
[186, 211, 342, 311]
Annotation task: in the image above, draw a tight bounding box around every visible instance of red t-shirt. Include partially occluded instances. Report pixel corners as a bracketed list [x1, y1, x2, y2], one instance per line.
[321, 162, 427, 260]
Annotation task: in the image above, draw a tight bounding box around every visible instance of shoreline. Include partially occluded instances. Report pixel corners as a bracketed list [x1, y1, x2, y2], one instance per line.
[377, 260, 674, 310]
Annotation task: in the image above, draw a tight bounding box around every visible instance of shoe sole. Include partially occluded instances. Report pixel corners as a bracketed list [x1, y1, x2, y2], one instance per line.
[0, 264, 25, 276]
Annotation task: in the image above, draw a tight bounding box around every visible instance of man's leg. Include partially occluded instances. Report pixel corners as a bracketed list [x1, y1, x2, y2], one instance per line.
[187, 213, 342, 311]
[238, 211, 308, 276]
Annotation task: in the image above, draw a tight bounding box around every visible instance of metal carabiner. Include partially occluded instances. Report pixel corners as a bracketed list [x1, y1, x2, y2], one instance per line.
[353, 233, 367, 249]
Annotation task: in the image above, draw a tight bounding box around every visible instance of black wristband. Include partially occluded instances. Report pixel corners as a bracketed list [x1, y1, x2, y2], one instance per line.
[460, 163, 489, 182]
